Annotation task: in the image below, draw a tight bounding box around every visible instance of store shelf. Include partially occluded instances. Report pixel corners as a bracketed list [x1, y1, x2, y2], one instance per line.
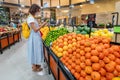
[0, 31, 21, 54]
[43, 43, 76, 80]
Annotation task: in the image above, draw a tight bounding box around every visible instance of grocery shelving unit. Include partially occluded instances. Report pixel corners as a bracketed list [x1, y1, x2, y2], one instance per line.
[43, 42, 76, 80]
[0, 30, 21, 54]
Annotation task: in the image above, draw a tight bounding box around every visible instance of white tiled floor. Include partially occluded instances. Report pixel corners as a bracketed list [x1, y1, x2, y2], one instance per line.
[0, 39, 54, 80]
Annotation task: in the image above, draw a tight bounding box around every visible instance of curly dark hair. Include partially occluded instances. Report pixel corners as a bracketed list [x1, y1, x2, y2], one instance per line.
[29, 4, 40, 15]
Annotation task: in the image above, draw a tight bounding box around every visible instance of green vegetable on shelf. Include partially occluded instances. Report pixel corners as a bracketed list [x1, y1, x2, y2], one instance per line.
[44, 28, 68, 46]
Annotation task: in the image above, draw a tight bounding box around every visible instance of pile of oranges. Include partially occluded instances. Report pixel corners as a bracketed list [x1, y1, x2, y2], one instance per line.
[51, 33, 88, 57]
[51, 32, 120, 80]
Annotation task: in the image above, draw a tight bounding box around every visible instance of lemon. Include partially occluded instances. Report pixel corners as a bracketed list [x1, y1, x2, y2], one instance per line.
[112, 77, 120, 80]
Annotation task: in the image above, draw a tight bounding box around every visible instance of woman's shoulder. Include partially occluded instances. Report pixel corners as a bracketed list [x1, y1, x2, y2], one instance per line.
[27, 15, 35, 23]
[27, 15, 34, 20]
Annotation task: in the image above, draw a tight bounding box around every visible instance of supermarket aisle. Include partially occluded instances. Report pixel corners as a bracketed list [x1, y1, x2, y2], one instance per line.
[0, 39, 54, 80]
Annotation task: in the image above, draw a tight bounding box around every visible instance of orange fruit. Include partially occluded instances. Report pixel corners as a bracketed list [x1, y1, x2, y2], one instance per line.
[91, 56, 99, 63]
[105, 63, 114, 72]
[80, 50, 85, 56]
[63, 46, 68, 51]
[91, 44, 96, 50]
[91, 71, 101, 80]
[72, 39, 76, 42]
[68, 36, 72, 40]
[85, 66, 93, 74]
[99, 68, 106, 76]
[85, 53, 91, 59]
[68, 44, 72, 48]
[113, 51, 120, 58]
[76, 53, 81, 59]
[71, 69, 75, 74]
[72, 42, 77, 46]
[104, 44, 110, 48]
[115, 58, 120, 65]
[75, 65, 81, 73]
[71, 63, 76, 69]
[74, 72, 80, 79]
[68, 40, 72, 44]
[80, 62, 86, 69]
[99, 60, 105, 67]
[72, 56, 76, 62]
[103, 57, 110, 64]
[108, 54, 115, 61]
[75, 59, 80, 65]
[72, 46, 76, 51]
[63, 38, 68, 42]
[96, 46, 103, 52]
[106, 73, 114, 80]
[85, 75, 92, 80]
[100, 77, 106, 80]
[67, 65, 72, 70]
[63, 41, 68, 46]
[76, 49, 80, 53]
[92, 63, 101, 71]
[80, 56, 85, 62]
[103, 49, 109, 56]
[57, 48, 63, 52]
[84, 47, 91, 52]
[91, 50, 99, 56]
[81, 70, 87, 77]
[79, 77, 85, 80]
[85, 59, 92, 66]
[116, 65, 120, 72]
[80, 46, 85, 50]
[63, 51, 68, 55]
[99, 53, 105, 60]
[113, 69, 119, 76]
[67, 49, 73, 54]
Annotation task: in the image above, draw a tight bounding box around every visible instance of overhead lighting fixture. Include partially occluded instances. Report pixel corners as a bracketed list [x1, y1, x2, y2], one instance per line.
[57, 6, 60, 8]
[62, 10, 69, 13]
[90, 0, 95, 4]
[70, 4, 74, 8]
[21, 4, 25, 8]
[80, 5, 83, 7]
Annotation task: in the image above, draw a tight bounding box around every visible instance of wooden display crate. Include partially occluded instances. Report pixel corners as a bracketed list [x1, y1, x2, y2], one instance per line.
[50, 55, 58, 80]
[9, 35, 14, 45]
[14, 33, 18, 42]
[1, 36, 9, 49]
[59, 69, 67, 80]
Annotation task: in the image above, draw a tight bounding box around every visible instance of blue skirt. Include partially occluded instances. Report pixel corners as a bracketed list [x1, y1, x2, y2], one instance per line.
[28, 31, 44, 65]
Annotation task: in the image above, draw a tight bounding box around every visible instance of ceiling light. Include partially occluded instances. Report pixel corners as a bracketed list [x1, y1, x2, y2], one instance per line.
[70, 4, 74, 8]
[80, 5, 83, 7]
[57, 6, 60, 8]
[62, 10, 69, 13]
[90, 0, 95, 4]
[21, 4, 25, 8]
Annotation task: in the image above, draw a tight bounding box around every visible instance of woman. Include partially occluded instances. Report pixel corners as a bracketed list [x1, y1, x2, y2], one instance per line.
[27, 4, 47, 72]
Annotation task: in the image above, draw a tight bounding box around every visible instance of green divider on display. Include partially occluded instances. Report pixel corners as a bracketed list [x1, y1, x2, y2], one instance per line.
[114, 25, 120, 33]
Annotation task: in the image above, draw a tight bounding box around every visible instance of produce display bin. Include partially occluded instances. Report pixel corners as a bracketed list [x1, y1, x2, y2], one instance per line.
[14, 33, 19, 42]
[0, 31, 21, 54]
[1, 35, 9, 49]
[8, 33, 14, 45]
[58, 60, 76, 80]
[43, 43, 76, 80]
[49, 49, 59, 80]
